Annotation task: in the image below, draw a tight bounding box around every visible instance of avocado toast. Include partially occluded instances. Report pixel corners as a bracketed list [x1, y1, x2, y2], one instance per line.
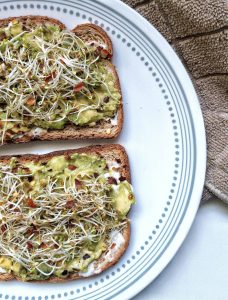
[0, 144, 135, 282]
[0, 16, 123, 145]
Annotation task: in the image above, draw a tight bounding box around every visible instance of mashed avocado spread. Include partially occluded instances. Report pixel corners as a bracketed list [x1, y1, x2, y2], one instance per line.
[0, 20, 121, 143]
[0, 153, 135, 281]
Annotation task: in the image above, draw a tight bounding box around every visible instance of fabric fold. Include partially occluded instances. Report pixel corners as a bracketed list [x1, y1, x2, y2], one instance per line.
[123, 0, 228, 204]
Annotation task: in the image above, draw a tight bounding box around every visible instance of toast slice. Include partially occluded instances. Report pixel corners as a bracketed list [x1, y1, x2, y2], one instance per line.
[0, 16, 123, 145]
[0, 144, 134, 282]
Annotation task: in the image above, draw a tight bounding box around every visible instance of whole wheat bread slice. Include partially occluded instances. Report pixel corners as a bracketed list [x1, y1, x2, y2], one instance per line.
[0, 16, 123, 145]
[0, 144, 131, 282]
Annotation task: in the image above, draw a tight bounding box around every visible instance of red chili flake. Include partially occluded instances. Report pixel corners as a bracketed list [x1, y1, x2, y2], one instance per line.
[0, 31, 6, 41]
[1, 224, 7, 233]
[0, 121, 3, 129]
[45, 71, 56, 84]
[65, 155, 71, 161]
[74, 82, 84, 93]
[68, 165, 76, 171]
[27, 198, 36, 208]
[5, 131, 13, 139]
[54, 244, 59, 249]
[27, 225, 38, 235]
[59, 58, 66, 65]
[108, 177, 117, 185]
[26, 228, 32, 235]
[116, 159, 121, 163]
[39, 242, 48, 249]
[97, 46, 112, 59]
[9, 204, 14, 209]
[12, 166, 19, 173]
[111, 243, 116, 249]
[26, 97, 36, 106]
[27, 241, 33, 250]
[75, 179, 82, 189]
[128, 194, 134, 200]
[65, 200, 75, 209]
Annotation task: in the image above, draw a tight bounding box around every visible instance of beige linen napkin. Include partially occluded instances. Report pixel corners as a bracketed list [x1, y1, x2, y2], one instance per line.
[123, 0, 228, 204]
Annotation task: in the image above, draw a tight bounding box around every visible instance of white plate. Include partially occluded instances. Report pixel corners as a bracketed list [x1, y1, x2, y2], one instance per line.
[0, 0, 206, 299]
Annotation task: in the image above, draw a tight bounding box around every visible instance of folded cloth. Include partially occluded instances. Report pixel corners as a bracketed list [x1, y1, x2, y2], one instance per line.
[123, 0, 228, 204]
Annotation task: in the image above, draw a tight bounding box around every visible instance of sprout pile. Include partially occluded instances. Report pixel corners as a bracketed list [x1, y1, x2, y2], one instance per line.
[0, 153, 135, 280]
[0, 21, 121, 143]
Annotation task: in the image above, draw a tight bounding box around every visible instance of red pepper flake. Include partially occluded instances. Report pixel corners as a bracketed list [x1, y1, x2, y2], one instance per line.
[111, 243, 116, 249]
[108, 177, 117, 185]
[68, 165, 76, 171]
[74, 82, 84, 93]
[65, 200, 75, 209]
[65, 155, 72, 161]
[75, 179, 82, 189]
[39, 242, 48, 249]
[97, 46, 112, 59]
[1, 224, 7, 233]
[12, 166, 19, 173]
[59, 58, 66, 65]
[0, 31, 6, 41]
[27, 241, 33, 250]
[128, 194, 134, 200]
[0, 121, 3, 129]
[27, 225, 38, 235]
[5, 131, 14, 138]
[26, 97, 36, 106]
[45, 71, 56, 84]
[27, 198, 36, 208]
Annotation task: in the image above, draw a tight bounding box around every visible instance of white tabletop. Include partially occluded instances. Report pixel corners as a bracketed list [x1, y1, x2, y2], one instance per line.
[133, 199, 228, 300]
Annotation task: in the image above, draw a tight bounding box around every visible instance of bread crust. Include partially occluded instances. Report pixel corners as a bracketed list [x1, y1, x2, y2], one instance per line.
[0, 17, 123, 145]
[72, 23, 113, 58]
[0, 15, 66, 29]
[0, 144, 131, 282]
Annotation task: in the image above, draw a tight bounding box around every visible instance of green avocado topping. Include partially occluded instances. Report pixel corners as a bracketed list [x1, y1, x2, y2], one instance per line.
[0, 153, 135, 281]
[0, 20, 121, 143]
